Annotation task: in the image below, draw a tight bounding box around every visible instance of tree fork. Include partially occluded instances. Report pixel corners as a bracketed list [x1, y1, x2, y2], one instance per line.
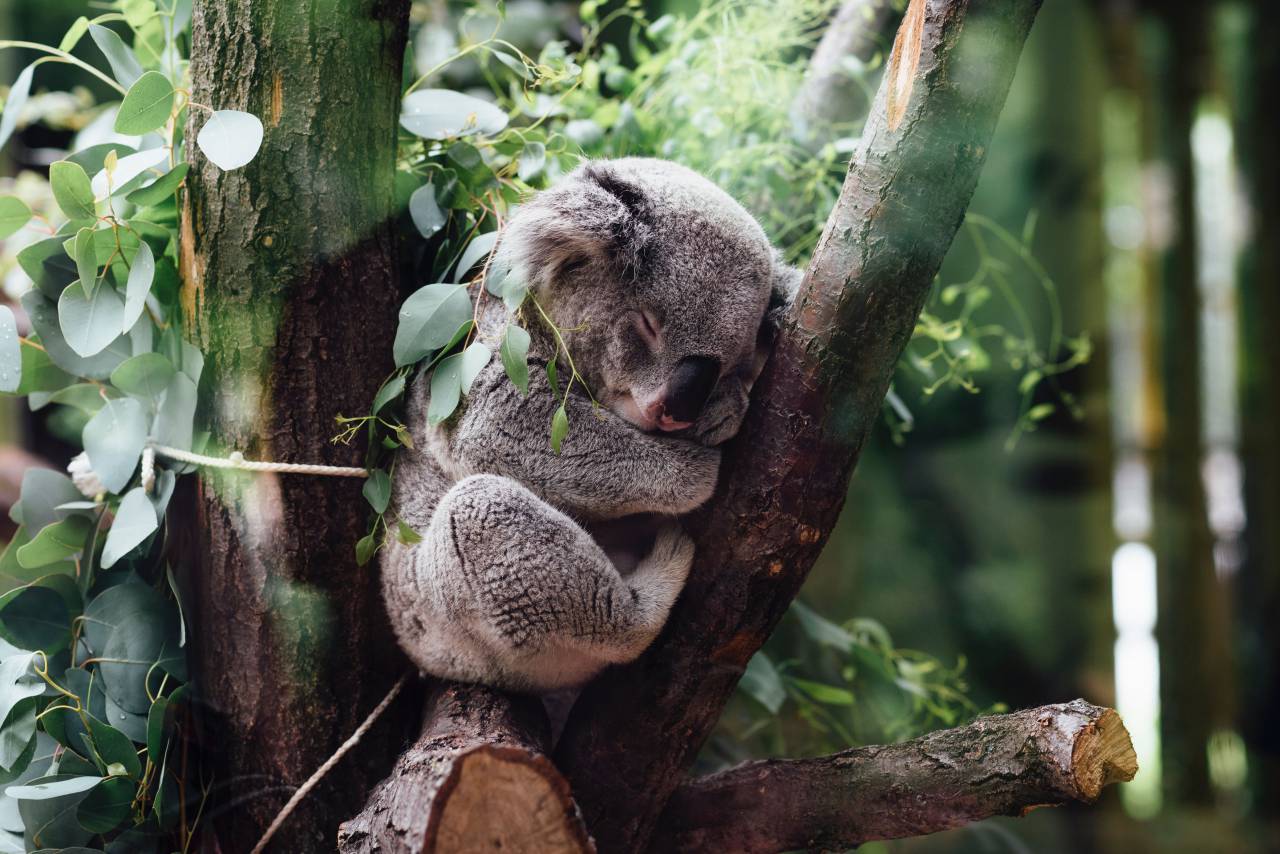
[555, 0, 1047, 849]
[179, 1, 412, 850]
[338, 683, 593, 854]
[653, 700, 1137, 853]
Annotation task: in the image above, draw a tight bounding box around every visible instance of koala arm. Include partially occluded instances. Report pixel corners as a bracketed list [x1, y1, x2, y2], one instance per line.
[445, 359, 720, 520]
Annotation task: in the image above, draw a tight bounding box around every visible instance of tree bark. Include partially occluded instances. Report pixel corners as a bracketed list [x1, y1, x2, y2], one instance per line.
[554, 1, 1045, 850]
[337, 683, 592, 854]
[653, 700, 1137, 853]
[180, 2, 412, 850]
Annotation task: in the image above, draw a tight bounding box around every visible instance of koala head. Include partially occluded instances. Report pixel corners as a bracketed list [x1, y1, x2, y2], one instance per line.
[494, 158, 799, 446]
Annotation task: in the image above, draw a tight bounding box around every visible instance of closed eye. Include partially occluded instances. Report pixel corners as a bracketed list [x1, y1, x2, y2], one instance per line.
[634, 310, 661, 348]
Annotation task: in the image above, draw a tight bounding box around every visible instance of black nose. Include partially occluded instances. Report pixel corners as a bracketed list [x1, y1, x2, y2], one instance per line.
[665, 355, 720, 423]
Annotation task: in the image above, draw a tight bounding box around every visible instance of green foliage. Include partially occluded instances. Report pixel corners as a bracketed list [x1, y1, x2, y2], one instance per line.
[710, 602, 1002, 764]
[0, 1, 260, 846]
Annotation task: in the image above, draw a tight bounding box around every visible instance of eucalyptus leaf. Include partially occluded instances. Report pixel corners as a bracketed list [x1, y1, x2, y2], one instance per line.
[100, 488, 158, 568]
[151, 372, 196, 451]
[58, 281, 125, 358]
[83, 716, 141, 778]
[125, 162, 187, 208]
[75, 775, 133, 834]
[0, 655, 46, 738]
[453, 231, 499, 282]
[400, 89, 508, 140]
[5, 774, 101, 801]
[371, 375, 405, 415]
[0, 65, 34, 152]
[196, 110, 264, 171]
[48, 384, 112, 414]
[21, 292, 129, 380]
[0, 586, 70, 652]
[498, 324, 530, 396]
[121, 241, 155, 334]
[110, 352, 173, 401]
[392, 283, 472, 367]
[14, 470, 82, 533]
[15, 517, 92, 570]
[89, 24, 145, 89]
[354, 534, 376, 567]
[82, 398, 148, 494]
[70, 228, 99, 299]
[0, 308, 19, 394]
[517, 142, 546, 181]
[0, 197, 30, 240]
[427, 353, 463, 426]
[362, 470, 391, 515]
[408, 183, 446, 238]
[49, 163, 95, 223]
[458, 342, 491, 395]
[740, 651, 786, 714]
[90, 147, 167, 199]
[58, 16, 90, 53]
[550, 404, 569, 453]
[114, 72, 174, 136]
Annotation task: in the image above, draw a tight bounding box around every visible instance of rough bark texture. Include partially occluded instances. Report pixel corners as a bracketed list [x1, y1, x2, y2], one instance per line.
[180, 2, 412, 850]
[554, 2, 1045, 850]
[791, 0, 900, 146]
[653, 700, 1137, 853]
[338, 683, 592, 854]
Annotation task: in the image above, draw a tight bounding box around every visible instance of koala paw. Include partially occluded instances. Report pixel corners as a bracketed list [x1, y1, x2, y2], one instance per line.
[642, 520, 696, 586]
[665, 443, 720, 512]
[692, 378, 751, 447]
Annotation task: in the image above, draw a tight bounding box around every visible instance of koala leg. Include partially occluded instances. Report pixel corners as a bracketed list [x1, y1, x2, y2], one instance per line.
[388, 473, 694, 691]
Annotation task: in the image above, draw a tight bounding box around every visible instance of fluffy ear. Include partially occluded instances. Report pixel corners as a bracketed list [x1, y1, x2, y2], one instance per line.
[492, 162, 655, 293]
[748, 251, 802, 385]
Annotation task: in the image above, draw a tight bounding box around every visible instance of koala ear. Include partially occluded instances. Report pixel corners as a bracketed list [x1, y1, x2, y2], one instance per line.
[493, 162, 655, 293]
[764, 250, 802, 333]
[747, 251, 802, 387]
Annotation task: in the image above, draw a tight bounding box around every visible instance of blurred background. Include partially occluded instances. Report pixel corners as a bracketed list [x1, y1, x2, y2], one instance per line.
[2, 0, 1276, 852]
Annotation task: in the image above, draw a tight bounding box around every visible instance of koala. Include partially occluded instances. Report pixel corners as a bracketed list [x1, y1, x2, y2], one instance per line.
[381, 158, 800, 693]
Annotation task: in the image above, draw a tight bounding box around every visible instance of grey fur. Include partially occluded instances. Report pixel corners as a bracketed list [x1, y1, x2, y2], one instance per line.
[382, 158, 799, 692]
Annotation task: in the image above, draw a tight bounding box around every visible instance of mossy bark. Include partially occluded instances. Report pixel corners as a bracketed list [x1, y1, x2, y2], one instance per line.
[179, 2, 412, 850]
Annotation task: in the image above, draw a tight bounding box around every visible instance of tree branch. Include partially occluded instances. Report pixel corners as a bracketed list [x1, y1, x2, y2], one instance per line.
[791, 0, 900, 146]
[653, 700, 1138, 853]
[337, 683, 593, 854]
[555, 1, 1046, 850]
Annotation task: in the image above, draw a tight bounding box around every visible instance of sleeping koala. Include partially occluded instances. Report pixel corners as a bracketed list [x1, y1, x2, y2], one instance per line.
[382, 158, 800, 692]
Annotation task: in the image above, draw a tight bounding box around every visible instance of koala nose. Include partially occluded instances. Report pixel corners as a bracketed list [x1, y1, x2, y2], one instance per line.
[664, 355, 720, 424]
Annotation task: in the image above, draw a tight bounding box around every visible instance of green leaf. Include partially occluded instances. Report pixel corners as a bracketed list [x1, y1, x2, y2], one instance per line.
[792, 601, 855, 653]
[0, 698, 37, 773]
[0, 585, 70, 652]
[70, 227, 99, 299]
[399, 89, 509, 139]
[75, 774, 133, 833]
[110, 352, 174, 400]
[498, 324, 530, 396]
[22, 291, 129, 380]
[47, 383, 112, 414]
[83, 715, 141, 778]
[83, 580, 184, 713]
[100, 488, 158, 568]
[5, 774, 102, 800]
[89, 24, 144, 89]
[114, 72, 174, 136]
[427, 353, 464, 426]
[362, 470, 391, 515]
[195, 110, 264, 171]
[49, 162, 96, 223]
[58, 280, 125, 358]
[14, 469, 82, 533]
[392, 283, 472, 367]
[125, 162, 187, 208]
[517, 142, 546, 181]
[408, 183, 446, 238]
[546, 357, 558, 394]
[458, 342, 491, 394]
[791, 678, 856, 706]
[739, 652, 786, 714]
[15, 516, 93, 569]
[0, 64, 35, 152]
[122, 0, 156, 28]
[354, 533, 376, 567]
[58, 16, 91, 52]
[1028, 402, 1055, 421]
[550, 403, 568, 454]
[82, 398, 148, 494]
[0, 196, 31, 239]
[0, 307, 19, 394]
[396, 521, 423, 545]
[371, 375, 405, 415]
[453, 231, 499, 282]
[151, 372, 196, 451]
[90, 147, 167, 199]
[0, 653, 47, 737]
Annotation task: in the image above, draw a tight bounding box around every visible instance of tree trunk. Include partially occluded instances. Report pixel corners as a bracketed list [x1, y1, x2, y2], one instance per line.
[551, 1, 1046, 849]
[180, 2, 412, 850]
[654, 700, 1136, 853]
[338, 684, 592, 854]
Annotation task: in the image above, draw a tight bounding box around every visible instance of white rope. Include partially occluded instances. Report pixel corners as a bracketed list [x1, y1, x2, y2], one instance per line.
[149, 443, 368, 478]
[251, 673, 409, 854]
